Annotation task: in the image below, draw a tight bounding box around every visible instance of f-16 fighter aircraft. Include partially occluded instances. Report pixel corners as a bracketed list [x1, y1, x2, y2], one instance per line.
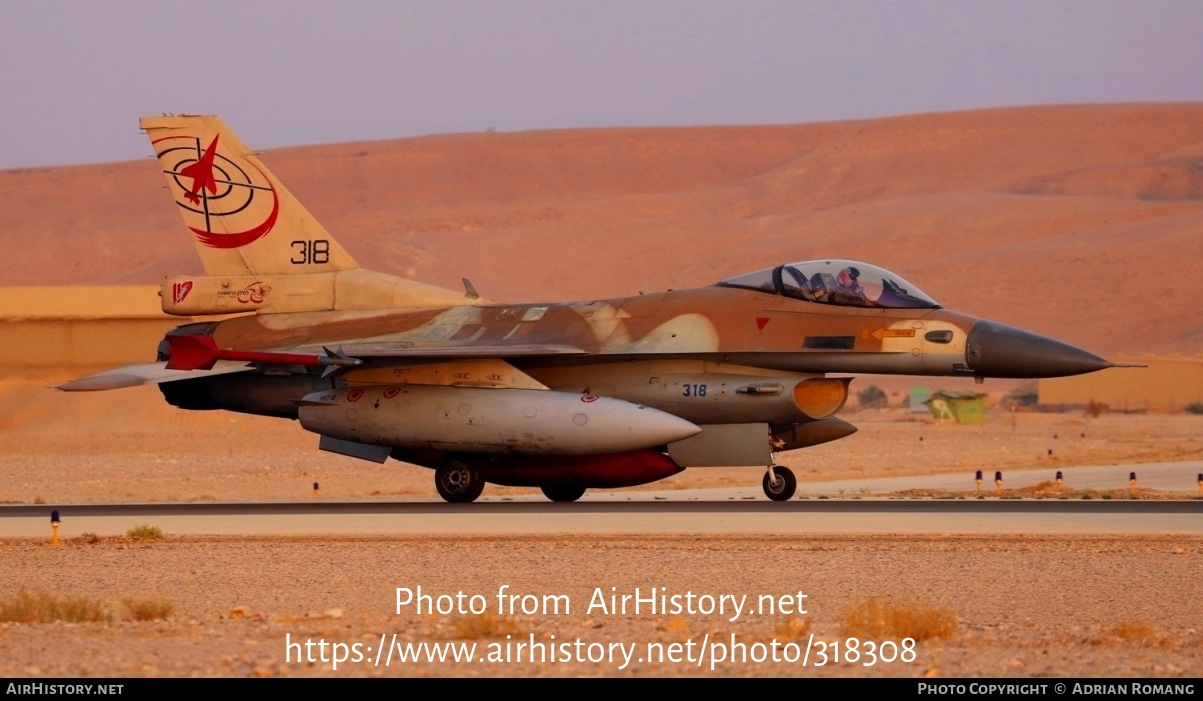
[60, 115, 1115, 503]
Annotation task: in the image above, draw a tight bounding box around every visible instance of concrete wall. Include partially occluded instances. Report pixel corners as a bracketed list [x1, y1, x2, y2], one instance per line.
[0, 287, 201, 375]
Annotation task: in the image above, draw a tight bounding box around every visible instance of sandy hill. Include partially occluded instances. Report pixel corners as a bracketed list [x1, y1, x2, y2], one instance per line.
[3, 103, 1203, 357]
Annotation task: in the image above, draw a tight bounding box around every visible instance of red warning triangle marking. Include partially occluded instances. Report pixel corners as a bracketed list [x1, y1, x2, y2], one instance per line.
[755, 317, 770, 331]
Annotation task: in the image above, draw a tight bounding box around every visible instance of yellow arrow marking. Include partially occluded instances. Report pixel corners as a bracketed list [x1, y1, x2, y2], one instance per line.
[870, 328, 916, 340]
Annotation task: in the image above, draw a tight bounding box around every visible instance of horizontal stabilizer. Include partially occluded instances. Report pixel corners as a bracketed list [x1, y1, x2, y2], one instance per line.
[56, 360, 252, 392]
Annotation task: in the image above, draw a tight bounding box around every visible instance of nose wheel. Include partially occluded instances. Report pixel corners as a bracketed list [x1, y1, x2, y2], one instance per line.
[435, 458, 485, 503]
[762, 465, 796, 501]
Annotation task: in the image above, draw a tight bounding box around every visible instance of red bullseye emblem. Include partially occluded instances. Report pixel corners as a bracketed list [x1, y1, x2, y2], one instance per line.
[383, 387, 400, 399]
[347, 389, 364, 403]
[152, 133, 279, 249]
[581, 395, 598, 403]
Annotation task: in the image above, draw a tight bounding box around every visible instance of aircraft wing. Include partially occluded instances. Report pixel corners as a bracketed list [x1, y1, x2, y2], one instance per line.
[57, 360, 253, 391]
[59, 337, 591, 391]
[161, 334, 592, 371]
[333, 342, 589, 359]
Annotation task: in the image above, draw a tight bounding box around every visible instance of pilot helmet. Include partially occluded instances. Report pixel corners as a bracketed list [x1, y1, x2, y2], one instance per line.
[837, 267, 861, 287]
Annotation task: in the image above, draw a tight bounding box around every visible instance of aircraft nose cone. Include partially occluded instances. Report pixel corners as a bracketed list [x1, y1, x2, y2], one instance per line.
[965, 321, 1111, 378]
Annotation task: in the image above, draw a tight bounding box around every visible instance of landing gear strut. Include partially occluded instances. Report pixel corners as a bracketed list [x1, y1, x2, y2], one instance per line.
[435, 458, 485, 503]
[762, 465, 796, 501]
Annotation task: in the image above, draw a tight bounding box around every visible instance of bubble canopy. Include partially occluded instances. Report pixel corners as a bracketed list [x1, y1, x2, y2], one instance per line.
[716, 260, 940, 309]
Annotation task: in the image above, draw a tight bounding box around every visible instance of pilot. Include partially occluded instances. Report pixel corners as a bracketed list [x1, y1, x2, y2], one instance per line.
[832, 267, 865, 305]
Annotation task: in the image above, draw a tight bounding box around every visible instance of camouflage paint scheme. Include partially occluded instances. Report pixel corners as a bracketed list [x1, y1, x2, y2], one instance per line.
[61, 116, 1113, 503]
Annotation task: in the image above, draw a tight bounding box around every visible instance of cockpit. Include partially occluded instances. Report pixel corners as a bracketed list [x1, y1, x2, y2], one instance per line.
[716, 260, 940, 309]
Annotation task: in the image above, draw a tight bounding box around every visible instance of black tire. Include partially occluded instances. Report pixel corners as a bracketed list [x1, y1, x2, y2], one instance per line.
[762, 466, 796, 501]
[541, 483, 586, 503]
[435, 459, 485, 503]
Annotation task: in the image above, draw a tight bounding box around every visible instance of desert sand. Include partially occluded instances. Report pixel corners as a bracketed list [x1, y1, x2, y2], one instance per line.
[2, 535, 1201, 678]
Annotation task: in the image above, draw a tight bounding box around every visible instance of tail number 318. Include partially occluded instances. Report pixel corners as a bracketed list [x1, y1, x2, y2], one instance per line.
[291, 239, 330, 265]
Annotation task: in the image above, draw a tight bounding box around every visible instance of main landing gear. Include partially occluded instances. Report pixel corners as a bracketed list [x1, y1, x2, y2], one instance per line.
[435, 458, 485, 503]
[762, 465, 796, 501]
[432, 459, 589, 503]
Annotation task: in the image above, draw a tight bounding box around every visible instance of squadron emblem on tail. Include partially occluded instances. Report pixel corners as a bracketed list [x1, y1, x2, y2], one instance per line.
[151, 128, 279, 249]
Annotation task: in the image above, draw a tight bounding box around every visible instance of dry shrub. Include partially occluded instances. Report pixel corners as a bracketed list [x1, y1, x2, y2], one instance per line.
[122, 597, 174, 621]
[775, 617, 813, 640]
[1098, 619, 1157, 644]
[840, 598, 956, 641]
[126, 524, 163, 540]
[451, 612, 517, 640]
[0, 589, 110, 623]
[1011, 480, 1063, 498]
[664, 616, 689, 633]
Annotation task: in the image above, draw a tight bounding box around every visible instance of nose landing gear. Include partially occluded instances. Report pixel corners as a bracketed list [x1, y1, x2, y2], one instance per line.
[762, 465, 796, 501]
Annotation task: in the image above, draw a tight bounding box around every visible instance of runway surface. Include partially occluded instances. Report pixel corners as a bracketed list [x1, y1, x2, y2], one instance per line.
[2, 461, 1201, 538]
[2, 462, 1200, 538]
[2, 498, 1202, 536]
[792, 460, 1203, 495]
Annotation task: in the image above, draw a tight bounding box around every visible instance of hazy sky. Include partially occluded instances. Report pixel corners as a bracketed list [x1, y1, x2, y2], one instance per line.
[3, 1, 1201, 168]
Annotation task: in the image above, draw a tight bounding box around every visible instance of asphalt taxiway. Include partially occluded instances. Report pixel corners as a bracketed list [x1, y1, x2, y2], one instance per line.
[1, 462, 1200, 537]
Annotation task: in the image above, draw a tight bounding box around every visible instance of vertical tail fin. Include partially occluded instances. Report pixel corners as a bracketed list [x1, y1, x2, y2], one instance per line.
[140, 115, 358, 277]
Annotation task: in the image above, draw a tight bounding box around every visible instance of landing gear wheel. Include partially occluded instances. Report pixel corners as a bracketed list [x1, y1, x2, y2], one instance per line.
[762, 465, 796, 501]
[541, 484, 586, 503]
[435, 459, 485, 503]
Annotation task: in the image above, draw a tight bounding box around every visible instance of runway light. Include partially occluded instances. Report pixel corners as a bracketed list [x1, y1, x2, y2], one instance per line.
[1055, 470, 1063, 490]
[313, 482, 320, 498]
[994, 471, 1003, 496]
[50, 510, 61, 547]
[1129, 472, 1137, 495]
[975, 470, 983, 494]
[1198, 473, 1202, 495]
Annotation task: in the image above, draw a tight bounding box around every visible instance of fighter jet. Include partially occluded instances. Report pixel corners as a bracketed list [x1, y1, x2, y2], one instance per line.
[60, 115, 1115, 503]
